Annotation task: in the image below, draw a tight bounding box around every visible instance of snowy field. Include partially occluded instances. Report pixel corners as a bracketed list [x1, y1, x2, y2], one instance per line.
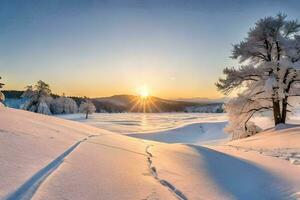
[59, 112, 300, 164]
[58, 113, 229, 145]
[58, 112, 227, 134]
[2, 108, 300, 200]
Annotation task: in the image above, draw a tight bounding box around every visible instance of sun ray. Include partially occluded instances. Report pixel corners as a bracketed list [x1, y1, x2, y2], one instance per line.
[148, 97, 161, 112]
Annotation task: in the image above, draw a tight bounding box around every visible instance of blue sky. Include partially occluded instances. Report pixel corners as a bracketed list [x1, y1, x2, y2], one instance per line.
[1, 0, 300, 98]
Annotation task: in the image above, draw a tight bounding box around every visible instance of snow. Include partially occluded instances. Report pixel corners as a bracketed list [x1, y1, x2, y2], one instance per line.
[2, 108, 300, 199]
[149, 143, 300, 200]
[58, 112, 227, 135]
[0, 108, 100, 199]
[225, 125, 300, 165]
[32, 135, 174, 200]
[130, 122, 229, 145]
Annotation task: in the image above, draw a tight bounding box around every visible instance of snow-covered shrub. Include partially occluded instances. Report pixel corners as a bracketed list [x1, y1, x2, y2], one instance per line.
[51, 96, 78, 114]
[217, 14, 300, 138]
[21, 81, 53, 115]
[79, 100, 96, 119]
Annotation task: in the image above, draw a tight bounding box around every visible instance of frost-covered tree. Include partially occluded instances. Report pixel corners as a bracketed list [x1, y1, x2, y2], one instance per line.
[21, 80, 53, 115]
[79, 100, 96, 119]
[51, 96, 78, 114]
[0, 77, 5, 106]
[216, 14, 300, 138]
[0, 77, 4, 100]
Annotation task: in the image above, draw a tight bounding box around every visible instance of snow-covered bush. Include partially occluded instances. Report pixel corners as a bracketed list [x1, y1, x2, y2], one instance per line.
[217, 14, 300, 138]
[21, 81, 53, 115]
[51, 96, 78, 114]
[79, 100, 96, 119]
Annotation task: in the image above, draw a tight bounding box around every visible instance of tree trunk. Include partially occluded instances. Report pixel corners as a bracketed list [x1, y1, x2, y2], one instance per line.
[272, 99, 281, 125]
[281, 98, 288, 124]
[86, 111, 88, 119]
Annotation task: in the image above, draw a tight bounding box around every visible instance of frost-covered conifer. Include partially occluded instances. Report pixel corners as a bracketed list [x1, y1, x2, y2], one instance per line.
[21, 80, 53, 115]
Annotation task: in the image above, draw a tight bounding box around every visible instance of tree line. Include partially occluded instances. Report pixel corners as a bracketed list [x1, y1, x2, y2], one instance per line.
[0, 80, 96, 119]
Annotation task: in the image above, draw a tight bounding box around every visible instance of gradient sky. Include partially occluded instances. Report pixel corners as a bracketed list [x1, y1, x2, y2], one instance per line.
[1, 0, 300, 98]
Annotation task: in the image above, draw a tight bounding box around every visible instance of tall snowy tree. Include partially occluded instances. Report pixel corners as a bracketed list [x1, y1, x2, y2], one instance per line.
[79, 100, 96, 119]
[216, 14, 300, 138]
[21, 80, 53, 115]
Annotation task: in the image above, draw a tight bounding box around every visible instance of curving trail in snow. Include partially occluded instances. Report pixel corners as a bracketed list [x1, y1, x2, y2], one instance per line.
[4, 134, 104, 200]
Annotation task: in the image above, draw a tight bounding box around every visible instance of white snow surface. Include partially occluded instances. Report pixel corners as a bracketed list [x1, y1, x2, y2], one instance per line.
[2, 108, 300, 200]
[130, 122, 228, 145]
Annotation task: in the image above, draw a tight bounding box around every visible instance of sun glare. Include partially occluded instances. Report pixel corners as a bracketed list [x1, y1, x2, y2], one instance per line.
[139, 86, 149, 99]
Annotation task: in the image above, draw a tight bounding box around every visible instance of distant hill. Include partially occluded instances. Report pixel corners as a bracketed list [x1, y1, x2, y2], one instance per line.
[92, 95, 224, 113]
[175, 97, 229, 104]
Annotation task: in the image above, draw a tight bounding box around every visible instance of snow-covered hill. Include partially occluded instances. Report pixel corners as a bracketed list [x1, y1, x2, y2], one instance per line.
[1, 107, 300, 199]
[93, 94, 224, 113]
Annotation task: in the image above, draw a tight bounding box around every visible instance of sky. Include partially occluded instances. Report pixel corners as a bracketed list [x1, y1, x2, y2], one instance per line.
[1, 0, 300, 99]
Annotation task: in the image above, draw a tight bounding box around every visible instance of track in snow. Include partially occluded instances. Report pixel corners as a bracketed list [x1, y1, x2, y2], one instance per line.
[145, 144, 188, 200]
[4, 134, 103, 200]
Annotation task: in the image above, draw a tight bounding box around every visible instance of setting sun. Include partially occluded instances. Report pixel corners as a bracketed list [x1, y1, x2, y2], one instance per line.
[139, 86, 149, 99]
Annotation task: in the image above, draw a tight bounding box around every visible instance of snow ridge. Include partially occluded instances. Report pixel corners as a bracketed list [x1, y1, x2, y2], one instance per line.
[145, 145, 188, 200]
[4, 134, 101, 200]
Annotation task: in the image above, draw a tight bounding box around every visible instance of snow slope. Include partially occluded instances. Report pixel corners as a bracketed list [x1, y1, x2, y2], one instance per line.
[150, 142, 300, 200]
[0, 108, 173, 200]
[1, 108, 300, 200]
[223, 126, 300, 165]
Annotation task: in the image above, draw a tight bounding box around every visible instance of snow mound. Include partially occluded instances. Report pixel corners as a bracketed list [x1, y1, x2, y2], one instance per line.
[226, 126, 300, 165]
[129, 122, 229, 145]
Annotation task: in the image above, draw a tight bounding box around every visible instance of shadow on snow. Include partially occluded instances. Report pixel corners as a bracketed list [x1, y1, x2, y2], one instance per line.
[187, 145, 293, 200]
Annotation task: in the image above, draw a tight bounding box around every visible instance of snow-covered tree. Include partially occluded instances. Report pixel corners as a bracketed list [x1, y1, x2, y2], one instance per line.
[51, 96, 78, 114]
[216, 14, 300, 138]
[79, 100, 96, 119]
[0, 77, 4, 99]
[21, 80, 53, 115]
[0, 77, 5, 106]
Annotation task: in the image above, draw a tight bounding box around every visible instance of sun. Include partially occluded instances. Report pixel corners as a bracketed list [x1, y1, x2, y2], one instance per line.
[139, 86, 149, 99]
